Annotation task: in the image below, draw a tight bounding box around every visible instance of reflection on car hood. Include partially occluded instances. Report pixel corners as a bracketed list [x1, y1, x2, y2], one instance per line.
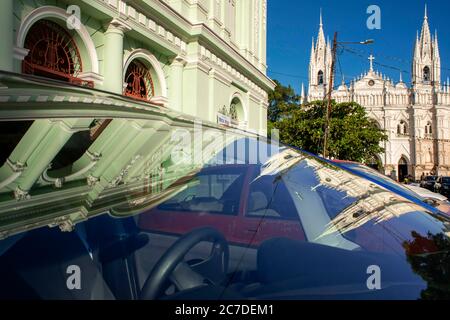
[0, 72, 253, 239]
[282, 158, 432, 242]
[405, 185, 448, 201]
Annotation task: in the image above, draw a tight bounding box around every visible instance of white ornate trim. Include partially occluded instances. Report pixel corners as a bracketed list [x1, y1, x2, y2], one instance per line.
[0, 159, 26, 190]
[16, 6, 100, 73]
[14, 187, 30, 201]
[13, 46, 29, 61]
[105, 18, 132, 34]
[150, 96, 169, 107]
[229, 92, 248, 123]
[41, 151, 101, 187]
[78, 72, 104, 86]
[109, 155, 141, 187]
[87, 175, 100, 187]
[123, 48, 168, 99]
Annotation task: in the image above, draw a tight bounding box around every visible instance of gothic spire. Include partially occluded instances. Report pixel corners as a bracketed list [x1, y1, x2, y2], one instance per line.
[316, 10, 326, 53]
[419, 5, 432, 57]
[319, 8, 323, 27]
[434, 30, 440, 58]
[414, 31, 420, 59]
[310, 37, 315, 62]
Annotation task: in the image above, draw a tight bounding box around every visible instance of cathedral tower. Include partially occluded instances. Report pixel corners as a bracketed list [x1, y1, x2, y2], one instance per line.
[412, 5, 441, 90]
[308, 11, 332, 100]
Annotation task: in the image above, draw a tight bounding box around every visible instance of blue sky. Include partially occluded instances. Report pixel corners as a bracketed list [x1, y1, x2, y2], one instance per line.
[267, 0, 450, 93]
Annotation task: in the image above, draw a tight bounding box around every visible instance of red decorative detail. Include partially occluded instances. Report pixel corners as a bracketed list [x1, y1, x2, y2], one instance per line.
[124, 60, 155, 101]
[22, 19, 93, 88]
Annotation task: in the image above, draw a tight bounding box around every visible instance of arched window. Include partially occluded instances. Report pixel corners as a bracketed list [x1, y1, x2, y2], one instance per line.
[124, 60, 155, 101]
[397, 120, 408, 135]
[425, 122, 432, 135]
[22, 19, 86, 85]
[230, 96, 246, 127]
[318, 70, 324, 85]
[423, 66, 431, 82]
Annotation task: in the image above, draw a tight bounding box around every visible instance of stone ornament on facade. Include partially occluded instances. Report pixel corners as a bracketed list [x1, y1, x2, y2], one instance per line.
[87, 175, 100, 187]
[0, 159, 27, 190]
[105, 17, 132, 35]
[110, 155, 142, 188]
[14, 187, 31, 201]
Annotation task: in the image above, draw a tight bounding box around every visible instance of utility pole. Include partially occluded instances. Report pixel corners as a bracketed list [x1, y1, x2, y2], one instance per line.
[323, 31, 338, 159]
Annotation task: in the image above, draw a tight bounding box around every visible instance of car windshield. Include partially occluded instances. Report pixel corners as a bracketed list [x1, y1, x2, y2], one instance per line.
[442, 177, 450, 184]
[1, 116, 450, 300]
[425, 176, 438, 181]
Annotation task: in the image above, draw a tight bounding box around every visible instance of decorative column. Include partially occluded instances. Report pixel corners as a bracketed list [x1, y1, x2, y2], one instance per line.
[169, 56, 186, 112]
[0, 0, 14, 72]
[102, 19, 130, 94]
[435, 111, 444, 175]
[13, 119, 92, 200]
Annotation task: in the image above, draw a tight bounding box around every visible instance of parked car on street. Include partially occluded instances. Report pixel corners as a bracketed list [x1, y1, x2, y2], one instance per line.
[404, 184, 449, 203]
[420, 175, 438, 191]
[331, 160, 450, 216]
[434, 176, 450, 198]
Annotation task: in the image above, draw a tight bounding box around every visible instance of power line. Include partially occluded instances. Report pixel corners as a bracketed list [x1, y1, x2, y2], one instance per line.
[269, 44, 450, 90]
[268, 71, 309, 80]
[340, 46, 450, 90]
[342, 45, 450, 73]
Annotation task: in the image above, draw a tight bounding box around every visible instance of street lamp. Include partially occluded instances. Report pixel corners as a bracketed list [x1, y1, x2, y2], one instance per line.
[338, 39, 374, 45]
[322, 33, 374, 159]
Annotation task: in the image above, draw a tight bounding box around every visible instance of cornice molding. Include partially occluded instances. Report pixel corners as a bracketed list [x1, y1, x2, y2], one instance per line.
[91, 0, 274, 91]
[105, 17, 132, 34]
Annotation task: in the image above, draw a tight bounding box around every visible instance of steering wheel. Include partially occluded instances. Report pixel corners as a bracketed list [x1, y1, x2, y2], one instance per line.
[140, 227, 229, 300]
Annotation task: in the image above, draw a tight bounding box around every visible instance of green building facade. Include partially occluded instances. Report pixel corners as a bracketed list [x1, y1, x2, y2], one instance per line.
[1, 0, 274, 133]
[0, 0, 274, 235]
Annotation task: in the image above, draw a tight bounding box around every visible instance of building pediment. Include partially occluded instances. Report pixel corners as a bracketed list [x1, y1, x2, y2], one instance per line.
[354, 71, 385, 91]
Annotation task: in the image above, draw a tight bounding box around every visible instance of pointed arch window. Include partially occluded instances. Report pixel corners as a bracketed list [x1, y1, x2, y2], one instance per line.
[124, 60, 155, 101]
[425, 121, 433, 136]
[397, 120, 408, 136]
[318, 70, 324, 85]
[423, 66, 431, 83]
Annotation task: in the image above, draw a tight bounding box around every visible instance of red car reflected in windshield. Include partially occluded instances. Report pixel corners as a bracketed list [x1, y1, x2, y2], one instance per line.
[139, 165, 306, 246]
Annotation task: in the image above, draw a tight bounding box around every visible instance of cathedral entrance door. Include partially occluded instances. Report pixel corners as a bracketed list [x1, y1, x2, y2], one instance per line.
[398, 157, 409, 182]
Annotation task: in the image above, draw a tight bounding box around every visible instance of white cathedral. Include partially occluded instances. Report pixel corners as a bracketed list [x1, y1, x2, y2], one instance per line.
[304, 8, 450, 181]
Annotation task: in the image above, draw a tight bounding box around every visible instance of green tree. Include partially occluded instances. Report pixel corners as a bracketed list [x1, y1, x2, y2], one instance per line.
[274, 100, 388, 163]
[268, 80, 300, 123]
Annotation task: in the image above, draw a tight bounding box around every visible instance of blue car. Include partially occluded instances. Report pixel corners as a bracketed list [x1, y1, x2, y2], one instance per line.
[331, 160, 450, 218]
